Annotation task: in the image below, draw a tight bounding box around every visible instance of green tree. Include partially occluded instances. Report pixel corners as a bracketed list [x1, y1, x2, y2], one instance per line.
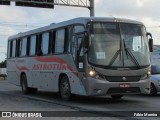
[0, 60, 6, 68]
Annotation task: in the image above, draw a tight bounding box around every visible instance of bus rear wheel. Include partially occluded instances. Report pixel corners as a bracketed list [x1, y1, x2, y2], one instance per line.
[59, 76, 72, 101]
[21, 74, 30, 94]
[111, 95, 123, 99]
[21, 74, 37, 94]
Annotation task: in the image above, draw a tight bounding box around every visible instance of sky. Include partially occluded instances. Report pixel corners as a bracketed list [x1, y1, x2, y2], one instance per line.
[0, 0, 160, 62]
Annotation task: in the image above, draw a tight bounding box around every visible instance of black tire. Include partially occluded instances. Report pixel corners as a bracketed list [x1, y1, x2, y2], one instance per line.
[21, 74, 37, 94]
[30, 88, 38, 94]
[21, 74, 30, 94]
[59, 76, 72, 101]
[111, 95, 123, 99]
[150, 83, 157, 96]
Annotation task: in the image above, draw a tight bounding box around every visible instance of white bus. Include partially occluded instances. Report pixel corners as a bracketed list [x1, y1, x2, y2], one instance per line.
[7, 17, 153, 100]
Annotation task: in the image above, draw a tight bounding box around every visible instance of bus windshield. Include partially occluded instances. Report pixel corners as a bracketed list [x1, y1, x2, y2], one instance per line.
[87, 22, 150, 69]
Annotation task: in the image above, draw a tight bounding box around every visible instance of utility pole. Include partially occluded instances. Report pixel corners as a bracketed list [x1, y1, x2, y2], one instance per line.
[89, 0, 95, 17]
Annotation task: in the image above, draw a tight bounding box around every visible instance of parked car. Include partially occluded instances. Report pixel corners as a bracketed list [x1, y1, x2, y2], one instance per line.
[150, 65, 160, 95]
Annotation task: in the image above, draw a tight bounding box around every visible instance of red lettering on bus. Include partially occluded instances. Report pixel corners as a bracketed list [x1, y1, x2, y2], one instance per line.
[32, 64, 67, 71]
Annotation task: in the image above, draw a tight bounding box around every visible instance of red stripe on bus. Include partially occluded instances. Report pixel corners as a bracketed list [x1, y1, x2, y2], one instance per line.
[35, 57, 78, 77]
[14, 61, 29, 71]
[19, 66, 29, 71]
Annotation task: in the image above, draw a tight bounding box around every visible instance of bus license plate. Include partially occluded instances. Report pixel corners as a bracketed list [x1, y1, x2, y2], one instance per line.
[119, 83, 130, 88]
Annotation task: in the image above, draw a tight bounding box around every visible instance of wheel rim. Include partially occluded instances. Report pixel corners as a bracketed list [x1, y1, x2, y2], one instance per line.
[60, 79, 70, 99]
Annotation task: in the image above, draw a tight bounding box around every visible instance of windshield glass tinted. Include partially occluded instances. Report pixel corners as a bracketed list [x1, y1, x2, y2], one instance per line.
[88, 22, 122, 67]
[151, 65, 160, 74]
[87, 22, 150, 68]
[120, 23, 150, 67]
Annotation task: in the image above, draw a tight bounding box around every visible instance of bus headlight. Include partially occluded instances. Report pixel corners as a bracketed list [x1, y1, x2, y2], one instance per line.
[148, 71, 151, 76]
[88, 70, 96, 77]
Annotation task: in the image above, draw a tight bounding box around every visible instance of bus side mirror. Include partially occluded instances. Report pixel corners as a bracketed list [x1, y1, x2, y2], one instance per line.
[149, 38, 153, 52]
[84, 36, 89, 49]
[147, 32, 153, 52]
[84, 31, 89, 49]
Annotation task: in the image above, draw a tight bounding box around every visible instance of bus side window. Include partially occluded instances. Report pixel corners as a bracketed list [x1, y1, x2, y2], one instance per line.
[11, 40, 16, 58]
[41, 32, 49, 55]
[20, 37, 27, 57]
[7, 41, 11, 58]
[29, 35, 37, 56]
[73, 25, 84, 33]
[55, 29, 65, 53]
[7, 41, 10, 58]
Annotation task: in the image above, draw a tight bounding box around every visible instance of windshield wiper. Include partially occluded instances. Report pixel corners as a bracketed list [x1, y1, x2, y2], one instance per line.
[123, 39, 141, 69]
[108, 39, 141, 69]
[108, 40, 122, 66]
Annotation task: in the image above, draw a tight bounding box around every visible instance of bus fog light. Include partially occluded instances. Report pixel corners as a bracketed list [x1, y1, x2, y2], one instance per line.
[94, 89, 101, 94]
[145, 88, 150, 94]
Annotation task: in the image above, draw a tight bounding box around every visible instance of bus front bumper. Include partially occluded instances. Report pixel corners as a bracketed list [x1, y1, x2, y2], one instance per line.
[85, 77, 150, 96]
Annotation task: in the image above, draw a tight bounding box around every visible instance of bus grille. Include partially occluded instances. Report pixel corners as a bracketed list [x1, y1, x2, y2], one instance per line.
[107, 87, 140, 94]
[105, 76, 141, 82]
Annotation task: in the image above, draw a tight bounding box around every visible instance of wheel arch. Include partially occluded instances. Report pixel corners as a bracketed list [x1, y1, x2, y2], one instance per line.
[58, 73, 69, 91]
[151, 82, 156, 88]
[150, 82, 157, 95]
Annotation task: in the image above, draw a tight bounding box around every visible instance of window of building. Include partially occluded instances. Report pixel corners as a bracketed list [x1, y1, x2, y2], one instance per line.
[55, 29, 65, 53]
[21, 37, 27, 56]
[41, 32, 49, 55]
[30, 35, 37, 56]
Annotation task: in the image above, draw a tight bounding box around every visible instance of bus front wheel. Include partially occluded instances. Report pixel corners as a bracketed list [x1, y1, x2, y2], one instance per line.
[59, 76, 72, 101]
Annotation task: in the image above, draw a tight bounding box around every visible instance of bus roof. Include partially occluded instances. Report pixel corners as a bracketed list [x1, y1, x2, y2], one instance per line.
[8, 17, 144, 40]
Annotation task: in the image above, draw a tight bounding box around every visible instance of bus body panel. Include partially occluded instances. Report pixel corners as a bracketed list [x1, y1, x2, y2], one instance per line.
[83, 65, 151, 95]
[7, 55, 87, 95]
[86, 78, 150, 95]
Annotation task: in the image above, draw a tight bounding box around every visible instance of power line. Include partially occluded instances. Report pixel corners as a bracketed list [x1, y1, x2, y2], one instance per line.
[0, 23, 40, 28]
[0, 21, 50, 28]
[0, 21, 49, 25]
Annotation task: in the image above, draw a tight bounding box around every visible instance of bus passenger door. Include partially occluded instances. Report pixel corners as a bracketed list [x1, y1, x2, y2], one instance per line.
[72, 34, 85, 72]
